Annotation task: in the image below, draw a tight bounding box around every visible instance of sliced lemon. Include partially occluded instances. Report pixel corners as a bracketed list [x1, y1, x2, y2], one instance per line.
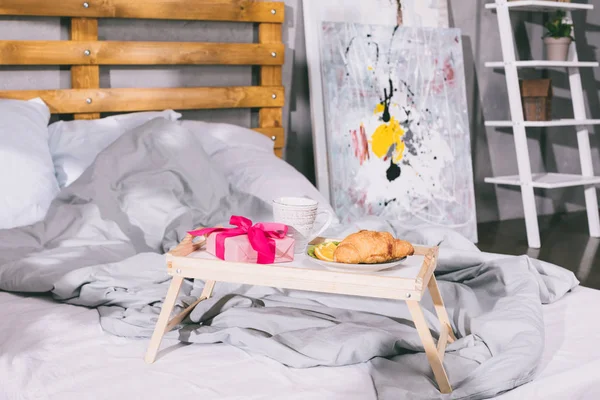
[314, 242, 338, 262]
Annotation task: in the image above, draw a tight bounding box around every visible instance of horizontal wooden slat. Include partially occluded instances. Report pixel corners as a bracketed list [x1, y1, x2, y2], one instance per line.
[0, 0, 284, 23]
[252, 127, 284, 148]
[0, 41, 285, 66]
[0, 86, 284, 114]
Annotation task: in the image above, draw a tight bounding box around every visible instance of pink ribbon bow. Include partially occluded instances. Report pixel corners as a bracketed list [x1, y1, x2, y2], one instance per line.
[188, 216, 288, 264]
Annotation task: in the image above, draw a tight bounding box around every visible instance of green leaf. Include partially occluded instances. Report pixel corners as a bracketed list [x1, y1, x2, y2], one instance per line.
[543, 10, 573, 39]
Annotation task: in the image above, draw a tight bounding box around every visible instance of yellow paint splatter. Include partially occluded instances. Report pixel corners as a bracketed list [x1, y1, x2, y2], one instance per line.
[370, 117, 405, 162]
[368, 66, 374, 71]
[373, 103, 385, 114]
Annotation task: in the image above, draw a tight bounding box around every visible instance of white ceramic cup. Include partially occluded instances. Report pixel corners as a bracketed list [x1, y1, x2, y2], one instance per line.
[272, 197, 334, 254]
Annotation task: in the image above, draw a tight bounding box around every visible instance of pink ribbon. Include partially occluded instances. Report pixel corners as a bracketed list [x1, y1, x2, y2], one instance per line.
[188, 216, 288, 264]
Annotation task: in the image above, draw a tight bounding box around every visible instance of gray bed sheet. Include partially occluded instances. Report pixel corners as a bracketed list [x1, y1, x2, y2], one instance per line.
[0, 118, 579, 399]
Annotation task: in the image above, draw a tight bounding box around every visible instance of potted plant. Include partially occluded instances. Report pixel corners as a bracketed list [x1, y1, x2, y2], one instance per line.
[543, 10, 574, 61]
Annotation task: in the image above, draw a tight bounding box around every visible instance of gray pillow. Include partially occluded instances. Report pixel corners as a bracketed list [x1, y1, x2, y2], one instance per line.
[49, 110, 182, 188]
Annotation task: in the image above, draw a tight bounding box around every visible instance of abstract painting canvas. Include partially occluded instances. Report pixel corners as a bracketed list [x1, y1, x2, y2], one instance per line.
[320, 23, 478, 241]
[303, 0, 448, 204]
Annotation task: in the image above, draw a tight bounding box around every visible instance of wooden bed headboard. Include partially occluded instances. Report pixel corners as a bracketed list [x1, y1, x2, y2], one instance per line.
[0, 0, 285, 157]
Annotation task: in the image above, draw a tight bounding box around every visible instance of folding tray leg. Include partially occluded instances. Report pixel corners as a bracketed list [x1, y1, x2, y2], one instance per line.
[407, 300, 452, 394]
[437, 323, 449, 362]
[145, 276, 185, 364]
[145, 278, 216, 363]
[165, 280, 216, 332]
[427, 275, 457, 343]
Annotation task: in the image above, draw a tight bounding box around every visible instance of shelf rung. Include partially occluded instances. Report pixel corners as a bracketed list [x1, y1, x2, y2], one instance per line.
[485, 173, 600, 189]
[485, 119, 600, 128]
[485, 61, 599, 69]
[485, 1, 593, 12]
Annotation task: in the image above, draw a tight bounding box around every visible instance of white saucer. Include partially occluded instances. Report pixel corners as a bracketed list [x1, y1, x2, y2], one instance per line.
[307, 256, 407, 273]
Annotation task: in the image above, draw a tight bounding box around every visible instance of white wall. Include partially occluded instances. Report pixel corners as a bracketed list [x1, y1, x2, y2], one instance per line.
[286, 0, 600, 223]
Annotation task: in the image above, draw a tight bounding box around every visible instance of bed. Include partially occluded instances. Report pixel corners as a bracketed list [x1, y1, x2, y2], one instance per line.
[1, 286, 600, 399]
[1, 1, 600, 399]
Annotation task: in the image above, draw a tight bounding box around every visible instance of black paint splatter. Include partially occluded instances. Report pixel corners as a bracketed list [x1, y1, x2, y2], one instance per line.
[344, 34, 379, 73]
[403, 108, 411, 124]
[344, 37, 356, 57]
[400, 80, 415, 97]
[386, 25, 400, 65]
[386, 159, 401, 182]
[380, 79, 394, 123]
[384, 198, 397, 206]
[368, 42, 380, 64]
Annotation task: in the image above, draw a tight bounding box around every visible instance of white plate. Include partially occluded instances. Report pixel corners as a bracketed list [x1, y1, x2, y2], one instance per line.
[307, 256, 407, 273]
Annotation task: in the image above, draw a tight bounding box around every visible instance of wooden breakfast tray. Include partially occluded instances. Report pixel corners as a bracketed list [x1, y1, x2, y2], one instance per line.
[145, 233, 457, 394]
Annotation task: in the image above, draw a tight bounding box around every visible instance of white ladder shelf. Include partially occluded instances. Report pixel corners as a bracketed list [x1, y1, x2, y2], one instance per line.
[486, 0, 599, 248]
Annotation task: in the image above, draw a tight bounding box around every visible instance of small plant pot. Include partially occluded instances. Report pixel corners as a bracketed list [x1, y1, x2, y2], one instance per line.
[544, 37, 572, 61]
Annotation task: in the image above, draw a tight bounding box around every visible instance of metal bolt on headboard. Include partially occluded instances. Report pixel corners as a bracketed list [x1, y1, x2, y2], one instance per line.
[271, 136, 276, 141]
[83, 2, 89, 8]
[271, 94, 277, 99]
[271, 9, 276, 14]
[86, 98, 93, 104]
[84, 49, 91, 56]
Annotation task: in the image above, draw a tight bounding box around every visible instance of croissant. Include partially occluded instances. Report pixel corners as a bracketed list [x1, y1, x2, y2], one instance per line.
[333, 230, 414, 264]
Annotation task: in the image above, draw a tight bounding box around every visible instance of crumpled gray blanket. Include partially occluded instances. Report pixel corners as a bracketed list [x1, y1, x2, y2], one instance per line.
[0, 118, 579, 399]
